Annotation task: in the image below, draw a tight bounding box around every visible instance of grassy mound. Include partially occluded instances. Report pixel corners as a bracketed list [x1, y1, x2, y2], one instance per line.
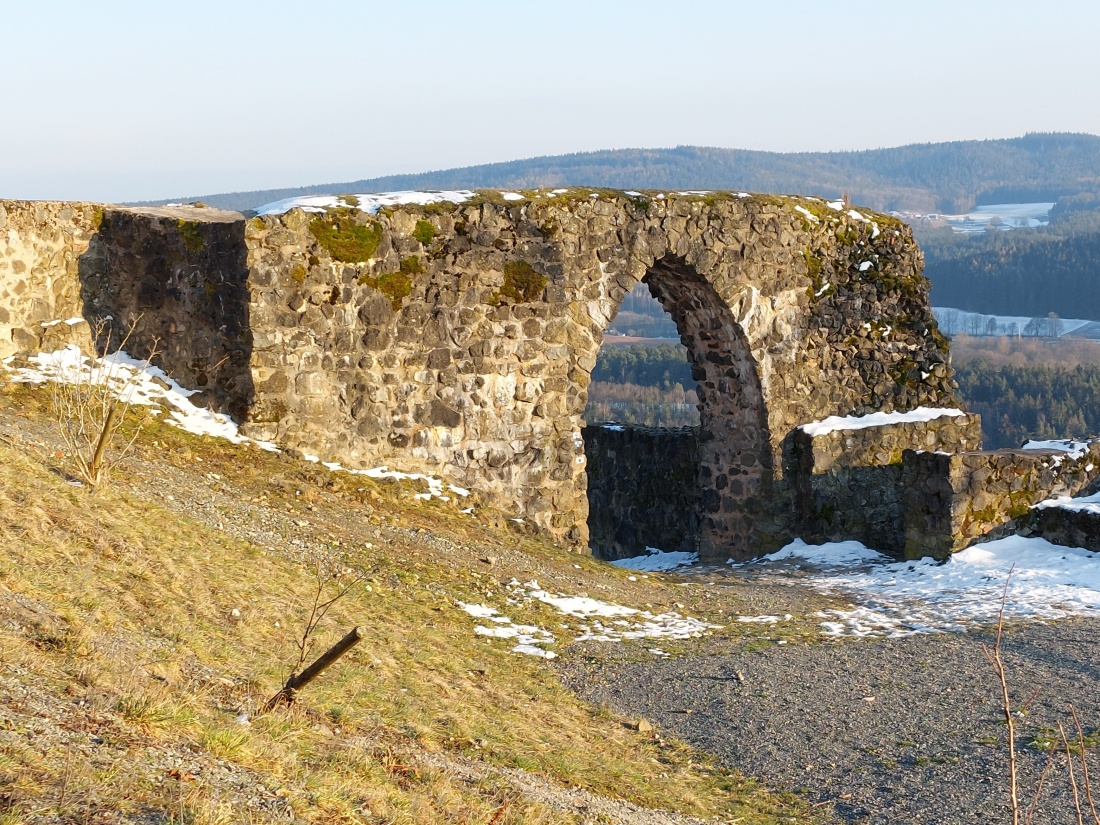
[0, 382, 821, 824]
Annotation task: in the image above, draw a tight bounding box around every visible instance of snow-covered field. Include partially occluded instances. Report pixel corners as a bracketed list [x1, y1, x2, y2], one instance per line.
[933, 307, 1095, 337]
[939, 201, 1053, 233]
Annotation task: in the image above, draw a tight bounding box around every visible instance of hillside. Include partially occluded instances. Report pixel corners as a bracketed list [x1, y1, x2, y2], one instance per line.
[8, 348, 1100, 821]
[920, 209, 1100, 319]
[0, 374, 827, 824]
[143, 133, 1100, 215]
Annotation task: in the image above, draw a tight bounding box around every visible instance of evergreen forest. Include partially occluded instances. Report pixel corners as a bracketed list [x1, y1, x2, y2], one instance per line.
[920, 208, 1100, 319]
[587, 341, 1100, 450]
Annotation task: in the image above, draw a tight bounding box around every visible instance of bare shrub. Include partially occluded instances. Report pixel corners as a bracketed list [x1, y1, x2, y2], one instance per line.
[46, 319, 158, 487]
[984, 565, 1100, 823]
[262, 555, 364, 712]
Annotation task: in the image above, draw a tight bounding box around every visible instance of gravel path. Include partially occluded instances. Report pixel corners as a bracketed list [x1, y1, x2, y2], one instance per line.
[560, 613, 1100, 824]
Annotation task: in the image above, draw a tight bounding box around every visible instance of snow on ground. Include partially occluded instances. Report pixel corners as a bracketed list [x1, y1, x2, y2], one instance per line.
[458, 579, 720, 658]
[4, 345, 276, 449]
[932, 307, 1094, 338]
[727, 536, 1100, 638]
[318, 460, 469, 501]
[458, 603, 558, 659]
[3, 343, 463, 503]
[761, 538, 885, 567]
[737, 614, 792, 624]
[611, 547, 699, 572]
[799, 407, 965, 437]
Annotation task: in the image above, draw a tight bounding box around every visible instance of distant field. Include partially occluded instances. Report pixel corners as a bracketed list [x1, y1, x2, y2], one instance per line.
[950, 333, 1100, 367]
[601, 335, 679, 346]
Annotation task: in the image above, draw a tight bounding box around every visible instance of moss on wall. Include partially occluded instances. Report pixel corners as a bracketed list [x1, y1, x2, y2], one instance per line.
[358, 256, 422, 308]
[412, 219, 436, 246]
[309, 210, 382, 262]
[494, 260, 547, 304]
[177, 220, 205, 254]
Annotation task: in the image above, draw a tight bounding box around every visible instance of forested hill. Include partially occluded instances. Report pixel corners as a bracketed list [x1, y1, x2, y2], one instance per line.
[145, 133, 1100, 214]
[921, 209, 1100, 318]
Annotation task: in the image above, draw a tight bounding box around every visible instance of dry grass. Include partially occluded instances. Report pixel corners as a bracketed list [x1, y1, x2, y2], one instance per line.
[0, 384, 821, 824]
[951, 334, 1100, 368]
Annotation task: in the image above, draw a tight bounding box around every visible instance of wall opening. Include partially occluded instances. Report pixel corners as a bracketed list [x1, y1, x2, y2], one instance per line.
[584, 254, 773, 562]
[585, 281, 699, 428]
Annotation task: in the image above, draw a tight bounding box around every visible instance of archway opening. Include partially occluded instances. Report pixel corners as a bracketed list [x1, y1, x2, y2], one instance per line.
[583, 254, 773, 563]
[584, 281, 699, 428]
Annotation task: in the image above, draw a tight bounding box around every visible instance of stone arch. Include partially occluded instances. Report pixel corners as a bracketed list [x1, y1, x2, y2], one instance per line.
[584, 251, 774, 561]
[19, 192, 957, 563]
[643, 255, 773, 558]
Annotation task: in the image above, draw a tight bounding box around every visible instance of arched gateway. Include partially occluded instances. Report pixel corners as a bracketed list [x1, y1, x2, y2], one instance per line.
[8, 190, 958, 562]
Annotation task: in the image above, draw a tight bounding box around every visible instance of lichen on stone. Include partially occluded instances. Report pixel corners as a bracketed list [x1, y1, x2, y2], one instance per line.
[177, 220, 205, 254]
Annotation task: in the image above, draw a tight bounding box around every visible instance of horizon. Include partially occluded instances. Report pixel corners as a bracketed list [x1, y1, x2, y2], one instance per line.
[4, 1, 1099, 203]
[144, 130, 1100, 205]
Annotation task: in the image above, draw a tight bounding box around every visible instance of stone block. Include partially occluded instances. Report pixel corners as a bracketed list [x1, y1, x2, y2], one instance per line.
[902, 442, 1100, 559]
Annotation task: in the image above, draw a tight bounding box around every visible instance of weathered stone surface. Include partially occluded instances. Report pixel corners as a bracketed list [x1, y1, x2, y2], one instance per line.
[584, 424, 700, 560]
[902, 443, 1100, 559]
[1030, 502, 1100, 552]
[1, 192, 961, 561]
[0, 200, 99, 358]
[76, 207, 254, 422]
[787, 413, 983, 553]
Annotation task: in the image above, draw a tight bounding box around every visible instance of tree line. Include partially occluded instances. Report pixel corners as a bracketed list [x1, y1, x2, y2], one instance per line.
[588, 342, 1100, 450]
[920, 208, 1100, 319]
[590, 343, 694, 388]
[145, 132, 1100, 215]
[952, 361, 1100, 449]
[587, 344, 698, 426]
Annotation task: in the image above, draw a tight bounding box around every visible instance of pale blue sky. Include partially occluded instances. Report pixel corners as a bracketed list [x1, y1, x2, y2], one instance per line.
[3, 0, 1096, 202]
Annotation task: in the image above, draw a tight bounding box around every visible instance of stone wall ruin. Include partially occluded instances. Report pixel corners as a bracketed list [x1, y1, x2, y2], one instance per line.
[1, 190, 970, 561]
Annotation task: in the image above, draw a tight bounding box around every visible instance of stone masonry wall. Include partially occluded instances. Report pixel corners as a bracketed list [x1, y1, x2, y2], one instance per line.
[1030, 502, 1100, 553]
[787, 412, 983, 554]
[229, 192, 956, 560]
[0, 201, 98, 359]
[583, 424, 700, 560]
[902, 442, 1100, 559]
[78, 207, 254, 420]
[0, 192, 961, 561]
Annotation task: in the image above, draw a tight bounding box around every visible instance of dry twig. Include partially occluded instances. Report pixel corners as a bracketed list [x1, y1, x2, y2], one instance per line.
[982, 564, 1020, 825]
[1071, 706, 1100, 823]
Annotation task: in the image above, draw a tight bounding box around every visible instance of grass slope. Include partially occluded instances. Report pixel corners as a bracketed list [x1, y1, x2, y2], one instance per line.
[0, 382, 826, 824]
